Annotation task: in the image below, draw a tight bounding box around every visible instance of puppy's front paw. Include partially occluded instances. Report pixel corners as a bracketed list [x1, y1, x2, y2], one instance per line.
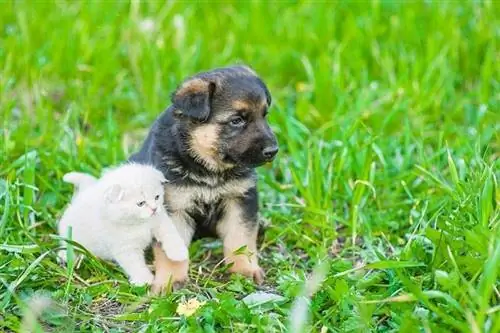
[252, 266, 265, 285]
[151, 242, 189, 295]
[228, 258, 265, 285]
[129, 272, 155, 286]
[150, 276, 187, 295]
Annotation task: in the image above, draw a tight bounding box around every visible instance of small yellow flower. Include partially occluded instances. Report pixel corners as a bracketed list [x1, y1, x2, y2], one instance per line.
[176, 298, 206, 317]
[76, 135, 83, 147]
[296, 82, 311, 93]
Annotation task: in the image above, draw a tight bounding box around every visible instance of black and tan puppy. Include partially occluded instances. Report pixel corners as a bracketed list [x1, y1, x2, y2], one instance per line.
[129, 65, 278, 292]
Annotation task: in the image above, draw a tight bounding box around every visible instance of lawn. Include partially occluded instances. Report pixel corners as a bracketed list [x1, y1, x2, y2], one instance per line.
[0, 1, 499, 332]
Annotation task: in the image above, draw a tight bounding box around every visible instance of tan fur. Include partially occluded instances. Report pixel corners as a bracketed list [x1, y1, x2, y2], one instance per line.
[176, 78, 209, 96]
[259, 98, 269, 109]
[164, 178, 255, 213]
[166, 179, 254, 209]
[213, 112, 234, 123]
[151, 242, 189, 294]
[232, 99, 268, 113]
[216, 199, 263, 284]
[232, 100, 251, 111]
[190, 124, 218, 159]
[189, 124, 233, 171]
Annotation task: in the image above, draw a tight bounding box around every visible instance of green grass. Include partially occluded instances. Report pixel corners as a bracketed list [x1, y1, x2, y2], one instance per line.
[1, 1, 499, 332]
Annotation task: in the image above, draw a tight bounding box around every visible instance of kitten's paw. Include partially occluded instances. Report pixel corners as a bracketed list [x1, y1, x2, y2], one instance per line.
[129, 272, 155, 286]
[163, 243, 189, 262]
[57, 250, 67, 265]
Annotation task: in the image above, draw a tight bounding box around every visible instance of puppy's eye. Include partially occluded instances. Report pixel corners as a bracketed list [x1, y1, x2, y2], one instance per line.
[155, 195, 160, 201]
[230, 116, 246, 127]
[137, 201, 146, 207]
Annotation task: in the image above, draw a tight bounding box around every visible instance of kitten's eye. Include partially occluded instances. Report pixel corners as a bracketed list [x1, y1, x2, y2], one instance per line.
[155, 195, 160, 201]
[229, 116, 246, 127]
[137, 201, 146, 207]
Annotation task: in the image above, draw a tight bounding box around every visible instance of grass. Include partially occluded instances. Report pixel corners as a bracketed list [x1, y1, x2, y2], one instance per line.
[0, 1, 499, 332]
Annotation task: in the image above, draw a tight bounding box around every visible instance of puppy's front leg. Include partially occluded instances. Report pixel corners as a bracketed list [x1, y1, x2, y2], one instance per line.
[151, 212, 193, 294]
[217, 192, 264, 284]
[113, 249, 154, 286]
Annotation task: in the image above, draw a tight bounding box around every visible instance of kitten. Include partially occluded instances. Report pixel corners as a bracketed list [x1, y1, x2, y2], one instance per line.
[58, 163, 188, 286]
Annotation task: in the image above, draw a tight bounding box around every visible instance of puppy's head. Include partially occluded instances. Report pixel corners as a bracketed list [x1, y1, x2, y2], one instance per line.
[172, 65, 278, 171]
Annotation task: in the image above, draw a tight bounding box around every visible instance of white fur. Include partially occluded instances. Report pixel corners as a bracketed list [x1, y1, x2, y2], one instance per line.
[63, 172, 97, 197]
[58, 163, 188, 286]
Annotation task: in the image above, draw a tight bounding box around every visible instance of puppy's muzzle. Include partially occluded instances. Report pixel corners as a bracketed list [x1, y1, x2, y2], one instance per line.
[262, 145, 279, 161]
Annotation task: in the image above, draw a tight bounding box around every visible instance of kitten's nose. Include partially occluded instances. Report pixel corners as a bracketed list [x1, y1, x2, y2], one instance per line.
[151, 207, 157, 214]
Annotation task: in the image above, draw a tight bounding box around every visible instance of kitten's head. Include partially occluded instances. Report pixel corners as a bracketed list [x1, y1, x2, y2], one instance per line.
[101, 164, 167, 221]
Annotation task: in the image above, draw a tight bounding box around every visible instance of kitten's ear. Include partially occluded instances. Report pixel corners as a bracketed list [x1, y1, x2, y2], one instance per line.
[104, 184, 124, 203]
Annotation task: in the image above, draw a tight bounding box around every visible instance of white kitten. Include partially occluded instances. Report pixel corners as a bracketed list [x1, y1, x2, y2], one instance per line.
[58, 163, 188, 286]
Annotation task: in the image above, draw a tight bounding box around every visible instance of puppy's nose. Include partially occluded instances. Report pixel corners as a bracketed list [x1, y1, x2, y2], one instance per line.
[262, 146, 279, 160]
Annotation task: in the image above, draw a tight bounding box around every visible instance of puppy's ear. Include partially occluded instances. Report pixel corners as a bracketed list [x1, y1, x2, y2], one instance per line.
[171, 78, 216, 121]
[256, 78, 272, 106]
[104, 184, 124, 203]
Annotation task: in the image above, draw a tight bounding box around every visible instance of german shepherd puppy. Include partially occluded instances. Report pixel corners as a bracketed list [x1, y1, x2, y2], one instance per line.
[129, 65, 278, 292]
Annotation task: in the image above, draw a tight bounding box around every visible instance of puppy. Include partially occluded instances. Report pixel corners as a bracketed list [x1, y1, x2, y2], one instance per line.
[129, 65, 278, 292]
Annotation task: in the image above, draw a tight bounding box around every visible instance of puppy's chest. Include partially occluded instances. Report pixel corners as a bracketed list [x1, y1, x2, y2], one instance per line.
[164, 178, 254, 212]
